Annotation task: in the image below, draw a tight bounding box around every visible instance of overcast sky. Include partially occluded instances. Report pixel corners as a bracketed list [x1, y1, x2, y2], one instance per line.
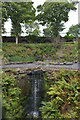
[4, 0, 78, 36]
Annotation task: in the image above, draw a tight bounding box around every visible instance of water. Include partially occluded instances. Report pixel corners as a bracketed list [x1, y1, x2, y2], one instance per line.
[24, 70, 44, 119]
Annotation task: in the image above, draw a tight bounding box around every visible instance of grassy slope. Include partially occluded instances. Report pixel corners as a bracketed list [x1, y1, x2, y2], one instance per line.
[55, 42, 78, 62]
[2, 42, 78, 63]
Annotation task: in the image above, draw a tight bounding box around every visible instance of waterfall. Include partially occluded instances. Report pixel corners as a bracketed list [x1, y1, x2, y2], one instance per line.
[24, 70, 44, 119]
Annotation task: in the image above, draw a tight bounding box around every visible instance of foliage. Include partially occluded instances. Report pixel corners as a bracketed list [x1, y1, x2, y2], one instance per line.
[2, 72, 23, 119]
[2, 2, 35, 44]
[25, 21, 41, 36]
[2, 42, 78, 63]
[37, 2, 76, 37]
[68, 24, 80, 37]
[55, 41, 78, 62]
[43, 23, 64, 38]
[2, 2, 8, 33]
[2, 43, 56, 62]
[40, 69, 80, 119]
[65, 24, 80, 41]
[65, 32, 76, 42]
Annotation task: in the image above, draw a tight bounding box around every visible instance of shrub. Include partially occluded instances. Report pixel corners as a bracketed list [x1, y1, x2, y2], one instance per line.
[65, 32, 76, 42]
[40, 69, 80, 119]
[2, 72, 23, 119]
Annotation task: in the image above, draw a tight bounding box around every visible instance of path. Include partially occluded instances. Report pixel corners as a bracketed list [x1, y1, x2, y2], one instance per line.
[1, 62, 80, 70]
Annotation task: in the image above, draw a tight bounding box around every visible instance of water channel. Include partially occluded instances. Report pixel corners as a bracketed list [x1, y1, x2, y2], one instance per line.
[23, 70, 44, 119]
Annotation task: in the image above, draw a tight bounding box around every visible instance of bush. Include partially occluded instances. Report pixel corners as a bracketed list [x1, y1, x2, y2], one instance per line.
[65, 32, 76, 42]
[2, 42, 78, 63]
[2, 72, 23, 119]
[40, 69, 80, 119]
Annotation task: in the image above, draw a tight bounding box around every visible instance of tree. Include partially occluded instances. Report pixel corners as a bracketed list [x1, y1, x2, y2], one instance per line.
[37, 2, 76, 38]
[25, 21, 41, 36]
[2, 2, 35, 44]
[68, 24, 80, 37]
[2, 3, 8, 33]
[43, 23, 64, 38]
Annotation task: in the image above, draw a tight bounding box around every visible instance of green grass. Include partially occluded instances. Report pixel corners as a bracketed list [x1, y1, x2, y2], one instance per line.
[2, 42, 78, 63]
[55, 42, 78, 62]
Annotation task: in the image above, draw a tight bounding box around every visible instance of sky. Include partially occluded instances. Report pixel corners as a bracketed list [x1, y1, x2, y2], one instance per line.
[4, 0, 78, 36]
[60, 3, 78, 36]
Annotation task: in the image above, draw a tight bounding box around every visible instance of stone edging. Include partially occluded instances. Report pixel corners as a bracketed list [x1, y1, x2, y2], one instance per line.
[4, 61, 78, 65]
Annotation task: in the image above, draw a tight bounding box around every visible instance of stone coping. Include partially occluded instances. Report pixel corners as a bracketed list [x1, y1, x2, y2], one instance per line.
[4, 61, 78, 65]
[3, 67, 79, 75]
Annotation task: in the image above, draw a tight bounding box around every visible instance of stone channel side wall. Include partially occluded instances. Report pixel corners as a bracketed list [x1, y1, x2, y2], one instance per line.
[3, 67, 78, 95]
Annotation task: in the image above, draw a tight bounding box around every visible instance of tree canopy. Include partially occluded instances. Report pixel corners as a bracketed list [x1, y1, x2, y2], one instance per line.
[37, 2, 76, 37]
[25, 21, 41, 36]
[43, 23, 64, 38]
[68, 24, 80, 37]
[2, 2, 35, 44]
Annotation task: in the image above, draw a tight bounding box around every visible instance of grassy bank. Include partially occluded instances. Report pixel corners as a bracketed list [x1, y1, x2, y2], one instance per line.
[2, 42, 78, 63]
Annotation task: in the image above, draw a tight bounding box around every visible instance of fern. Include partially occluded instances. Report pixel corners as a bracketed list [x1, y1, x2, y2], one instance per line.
[40, 69, 80, 119]
[2, 72, 23, 119]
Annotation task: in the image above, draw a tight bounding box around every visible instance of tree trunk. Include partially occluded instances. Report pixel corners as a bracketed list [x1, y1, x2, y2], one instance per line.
[16, 36, 18, 44]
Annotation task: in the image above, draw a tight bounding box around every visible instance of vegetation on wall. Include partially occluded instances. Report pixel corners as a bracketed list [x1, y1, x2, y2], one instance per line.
[2, 72, 23, 119]
[40, 69, 80, 119]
